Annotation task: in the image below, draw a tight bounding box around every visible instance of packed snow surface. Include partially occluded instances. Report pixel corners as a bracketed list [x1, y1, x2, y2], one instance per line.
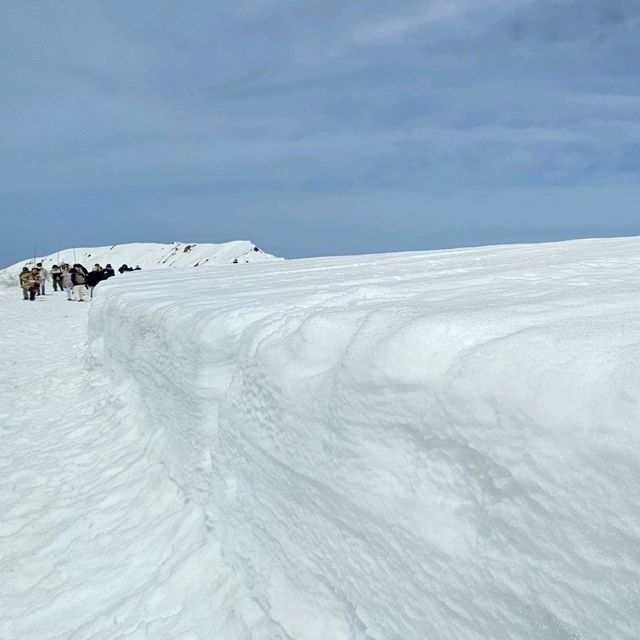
[0, 240, 278, 288]
[2, 237, 640, 639]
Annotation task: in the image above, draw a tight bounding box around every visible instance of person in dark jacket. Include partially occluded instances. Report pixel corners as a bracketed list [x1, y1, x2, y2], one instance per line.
[71, 264, 87, 302]
[103, 264, 115, 279]
[86, 266, 104, 299]
[51, 264, 63, 291]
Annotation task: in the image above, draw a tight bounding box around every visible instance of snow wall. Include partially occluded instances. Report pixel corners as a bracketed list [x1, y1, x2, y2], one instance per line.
[87, 238, 640, 640]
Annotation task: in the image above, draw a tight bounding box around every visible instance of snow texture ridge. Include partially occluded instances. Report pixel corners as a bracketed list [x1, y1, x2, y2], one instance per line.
[0, 240, 280, 289]
[85, 237, 640, 640]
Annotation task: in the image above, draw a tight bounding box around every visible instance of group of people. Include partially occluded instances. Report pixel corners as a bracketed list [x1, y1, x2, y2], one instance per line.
[19, 262, 120, 302]
[118, 264, 142, 274]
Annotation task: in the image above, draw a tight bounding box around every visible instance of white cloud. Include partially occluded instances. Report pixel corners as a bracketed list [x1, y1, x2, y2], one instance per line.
[312, 0, 535, 60]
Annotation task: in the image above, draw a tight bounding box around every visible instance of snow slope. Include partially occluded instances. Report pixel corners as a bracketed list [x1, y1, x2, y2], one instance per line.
[2, 236, 639, 639]
[0, 240, 279, 289]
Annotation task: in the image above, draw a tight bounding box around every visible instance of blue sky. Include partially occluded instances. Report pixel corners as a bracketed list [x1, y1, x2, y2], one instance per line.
[1, 0, 639, 265]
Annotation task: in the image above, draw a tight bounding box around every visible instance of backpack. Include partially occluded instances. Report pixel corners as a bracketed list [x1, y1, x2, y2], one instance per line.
[74, 270, 86, 285]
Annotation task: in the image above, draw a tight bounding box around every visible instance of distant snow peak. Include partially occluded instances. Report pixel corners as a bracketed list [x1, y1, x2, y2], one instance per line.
[0, 240, 281, 288]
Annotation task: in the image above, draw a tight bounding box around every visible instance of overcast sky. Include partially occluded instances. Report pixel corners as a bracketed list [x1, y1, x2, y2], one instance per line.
[1, 0, 639, 265]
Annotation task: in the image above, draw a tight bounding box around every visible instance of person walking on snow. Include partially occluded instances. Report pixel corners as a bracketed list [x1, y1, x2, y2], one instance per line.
[19, 267, 38, 301]
[71, 264, 87, 302]
[31, 268, 41, 300]
[36, 262, 49, 295]
[86, 265, 104, 299]
[61, 264, 74, 301]
[19, 267, 30, 299]
[33, 264, 41, 295]
[51, 264, 63, 291]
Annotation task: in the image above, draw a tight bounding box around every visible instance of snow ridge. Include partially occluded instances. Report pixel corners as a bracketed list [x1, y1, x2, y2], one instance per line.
[86, 237, 640, 640]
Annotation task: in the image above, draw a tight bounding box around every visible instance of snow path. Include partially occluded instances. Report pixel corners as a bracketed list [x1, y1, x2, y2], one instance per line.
[0, 294, 281, 639]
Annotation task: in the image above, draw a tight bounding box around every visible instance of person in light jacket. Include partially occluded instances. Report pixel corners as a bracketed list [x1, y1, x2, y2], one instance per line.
[61, 264, 74, 301]
[19, 267, 38, 301]
[35, 262, 49, 295]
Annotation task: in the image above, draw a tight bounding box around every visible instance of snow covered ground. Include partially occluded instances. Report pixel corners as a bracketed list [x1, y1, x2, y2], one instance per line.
[0, 294, 285, 639]
[2, 237, 640, 639]
[0, 241, 279, 289]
